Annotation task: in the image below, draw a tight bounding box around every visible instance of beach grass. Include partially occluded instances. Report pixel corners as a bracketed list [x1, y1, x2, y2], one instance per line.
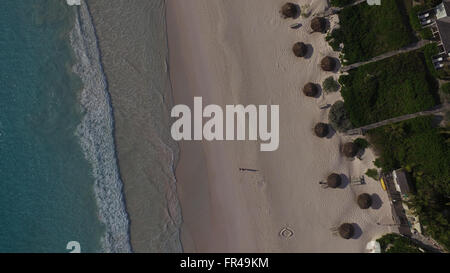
[329, 0, 356, 7]
[328, 0, 416, 64]
[339, 49, 439, 127]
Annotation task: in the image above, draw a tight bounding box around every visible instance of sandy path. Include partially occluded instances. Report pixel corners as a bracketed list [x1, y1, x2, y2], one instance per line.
[167, 0, 395, 252]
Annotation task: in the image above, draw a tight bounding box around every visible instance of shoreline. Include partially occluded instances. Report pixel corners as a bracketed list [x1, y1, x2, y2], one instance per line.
[85, 0, 183, 252]
[71, 1, 131, 252]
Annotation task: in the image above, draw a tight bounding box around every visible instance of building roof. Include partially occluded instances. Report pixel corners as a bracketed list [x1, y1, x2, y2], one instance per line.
[445, 1, 450, 16]
[394, 169, 412, 195]
[436, 1, 450, 53]
[437, 2, 447, 19]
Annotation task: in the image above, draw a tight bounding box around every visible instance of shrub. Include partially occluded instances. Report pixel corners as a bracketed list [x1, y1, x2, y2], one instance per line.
[377, 233, 424, 253]
[421, 0, 443, 10]
[409, 6, 434, 40]
[323, 76, 340, 93]
[441, 82, 450, 94]
[330, 0, 355, 7]
[328, 0, 416, 64]
[365, 169, 379, 180]
[420, 28, 434, 40]
[374, 158, 382, 168]
[354, 138, 370, 149]
[328, 101, 353, 132]
[340, 49, 439, 127]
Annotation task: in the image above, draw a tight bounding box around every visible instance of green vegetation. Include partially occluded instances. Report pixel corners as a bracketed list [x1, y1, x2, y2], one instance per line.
[323, 76, 340, 93]
[413, 0, 443, 11]
[327, 0, 416, 64]
[328, 101, 352, 132]
[354, 138, 370, 149]
[365, 168, 379, 180]
[409, 7, 433, 40]
[330, 0, 355, 7]
[423, 43, 450, 79]
[409, 0, 450, 80]
[441, 82, 450, 95]
[332, 0, 449, 249]
[377, 233, 424, 253]
[340, 49, 439, 127]
[369, 117, 450, 249]
[406, 0, 446, 41]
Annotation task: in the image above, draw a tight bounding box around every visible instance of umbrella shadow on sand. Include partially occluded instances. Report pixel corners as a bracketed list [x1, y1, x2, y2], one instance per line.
[305, 44, 314, 59]
[325, 123, 336, 139]
[338, 174, 349, 189]
[351, 223, 363, 240]
[370, 193, 383, 210]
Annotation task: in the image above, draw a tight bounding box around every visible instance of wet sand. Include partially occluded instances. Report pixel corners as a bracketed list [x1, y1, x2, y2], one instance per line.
[86, 0, 182, 252]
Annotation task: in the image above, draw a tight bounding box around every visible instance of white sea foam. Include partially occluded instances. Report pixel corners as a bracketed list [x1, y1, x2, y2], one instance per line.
[70, 1, 131, 253]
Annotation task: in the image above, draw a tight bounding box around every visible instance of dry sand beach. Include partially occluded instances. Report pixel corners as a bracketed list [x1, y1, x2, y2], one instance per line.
[86, 0, 397, 252]
[167, 0, 395, 252]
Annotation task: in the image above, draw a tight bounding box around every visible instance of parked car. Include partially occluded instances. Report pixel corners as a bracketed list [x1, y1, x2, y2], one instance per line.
[419, 13, 430, 20]
[434, 62, 444, 69]
[421, 19, 432, 25]
[432, 56, 443, 63]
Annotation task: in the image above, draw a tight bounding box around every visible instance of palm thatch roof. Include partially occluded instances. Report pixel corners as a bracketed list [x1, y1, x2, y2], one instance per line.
[311, 17, 326, 33]
[343, 142, 358, 158]
[281, 3, 299, 19]
[293, 42, 308, 57]
[327, 173, 342, 188]
[321, 56, 336, 72]
[338, 223, 354, 239]
[314, 123, 329, 138]
[357, 193, 372, 209]
[303, 82, 318, 97]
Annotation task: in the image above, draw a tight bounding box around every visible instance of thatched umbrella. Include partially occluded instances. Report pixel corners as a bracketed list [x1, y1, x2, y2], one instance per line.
[281, 3, 299, 19]
[338, 223, 354, 239]
[327, 173, 341, 188]
[357, 193, 372, 209]
[321, 56, 336, 72]
[314, 123, 329, 138]
[303, 82, 318, 97]
[311, 17, 326, 33]
[293, 42, 308, 57]
[343, 142, 358, 158]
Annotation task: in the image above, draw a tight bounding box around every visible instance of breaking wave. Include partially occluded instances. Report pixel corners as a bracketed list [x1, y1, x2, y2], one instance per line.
[70, 1, 131, 253]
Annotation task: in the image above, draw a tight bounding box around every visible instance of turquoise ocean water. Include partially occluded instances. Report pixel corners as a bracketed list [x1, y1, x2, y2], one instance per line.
[0, 0, 129, 252]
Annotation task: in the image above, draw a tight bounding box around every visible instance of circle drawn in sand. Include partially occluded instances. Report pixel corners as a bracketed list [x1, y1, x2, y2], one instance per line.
[279, 227, 294, 239]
